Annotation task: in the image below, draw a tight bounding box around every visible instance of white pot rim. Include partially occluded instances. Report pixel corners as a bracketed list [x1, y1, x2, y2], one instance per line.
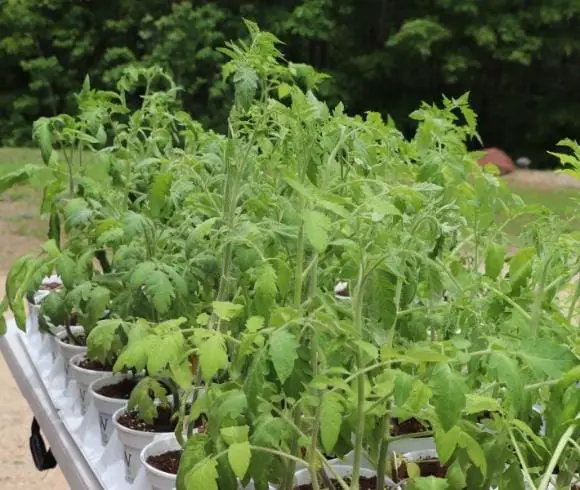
[70, 353, 113, 376]
[89, 374, 135, 403]
[55, 325, 86, 345]
[140, 434, 180, 481]
[294, 463, 396, 486]
[113, 406, 175, 439]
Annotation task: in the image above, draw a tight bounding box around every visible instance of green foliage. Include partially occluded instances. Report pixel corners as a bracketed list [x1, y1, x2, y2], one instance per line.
[1, 21, 579, 490]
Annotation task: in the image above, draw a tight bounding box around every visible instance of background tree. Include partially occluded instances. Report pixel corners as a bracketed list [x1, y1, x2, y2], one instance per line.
[2, 0, 580, 167]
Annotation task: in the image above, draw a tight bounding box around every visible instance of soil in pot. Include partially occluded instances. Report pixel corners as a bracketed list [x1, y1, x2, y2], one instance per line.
[62, 332, 86, 346]
[395, 458, 447, 481]
[77, 357, 114, 371]
[294, 476, 379, 490]
[40, 281, 62, 291]
[390, 417, 431, 436]
[147, 450, 182, 475]
[96, 378, 138, 399]
[117, 405, 178, 433]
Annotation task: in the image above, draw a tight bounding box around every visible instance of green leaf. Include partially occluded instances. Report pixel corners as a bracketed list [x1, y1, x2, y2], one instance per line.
[221, 425, 249, 445]
[5, 255, 32, 331]
[489, 352, 523, 416]
[464, 395, 501, 415]
[41, 239, 61, 258]
[55, 254, 76, 289]
[409, 476, 449, 490]
[212, 301, 244, 321]
[406, 348, 449, 363]
[33, 119, 53, 164]
[185, 458, 218, 490]
[458, 432, 487, 476]
[148, 172, 173, 218]
[113, 335, 158, 372]
[129, 261, 157, 289]
[147, 270, 175, 314]
[199, 334, 228, 381]
[434, 426, 461, 464]
[128, 377, 166, 424]
[170, 361, 193, 390]
[446, 460, 467, 490]
[431, 363, 466, 431]
[303, 209, 330, 253]
[86, 318, 123, 363]
[228, 442, 251, 479]
[0, 168, 31, 193]
[246, 316, 265, 332]
[177, 434, 209, 490]
[509, 247, 534, 293]
[519, 340, 577, 379]
[233, 64, 258, 110]
[254, 263, 277, 317]
[320, 392, 344, 454]
[485, 243, 505, 279]
[147, 330, 185, 375]
[269, 328, 299, 384]
[86, 286, 111, 327]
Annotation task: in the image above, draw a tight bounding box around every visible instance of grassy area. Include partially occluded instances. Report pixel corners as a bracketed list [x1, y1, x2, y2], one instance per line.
[0, 148, 46, 249]
[505, 182, 580, 242]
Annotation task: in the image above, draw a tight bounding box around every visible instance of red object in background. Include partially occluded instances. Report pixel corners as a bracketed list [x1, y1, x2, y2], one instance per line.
[477, 147, 516, 175]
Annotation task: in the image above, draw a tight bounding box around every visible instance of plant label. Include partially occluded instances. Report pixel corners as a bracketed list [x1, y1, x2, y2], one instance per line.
[79, 386, 87, 414]
[123, 446, 140, 483]
[98, 413, 112, 445]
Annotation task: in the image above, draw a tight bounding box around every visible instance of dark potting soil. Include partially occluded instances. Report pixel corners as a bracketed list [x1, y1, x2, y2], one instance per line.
[295, 476, 378, 490]
[396, 459, 447, 481]
[62, 333, 87, 346]
[117, 405, 177, 433]
[147, 450, 182, 475]
[40, 282, 62, 291]
[475, 410, 494, 423]
[390, 417, 430, 436]
[77, 357, 114, 371]
[95, 378, 138, 400]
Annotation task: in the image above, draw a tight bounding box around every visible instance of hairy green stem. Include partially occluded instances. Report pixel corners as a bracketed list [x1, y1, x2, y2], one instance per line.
[351, 265, 366, 489]
[375, 415, 390, 490]
[537, 417, 579, 490]
[508, 427, 537, 490]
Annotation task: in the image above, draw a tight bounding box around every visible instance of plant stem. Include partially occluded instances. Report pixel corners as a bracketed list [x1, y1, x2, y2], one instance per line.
[485, 284, 532, 321]
[537, 418, 579, 490]
[375, 415, 389, 490]
[567, 277, 580, 322]
[508, 427, 537, 490]
[351, 264, 366, 489]
[531, 257, 551, 336]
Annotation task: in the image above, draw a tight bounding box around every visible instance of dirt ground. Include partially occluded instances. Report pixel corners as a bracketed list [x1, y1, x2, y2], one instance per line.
[504, 168, 580, 189]
[0, 196, 68, 486]
[0, 284, 69, 489]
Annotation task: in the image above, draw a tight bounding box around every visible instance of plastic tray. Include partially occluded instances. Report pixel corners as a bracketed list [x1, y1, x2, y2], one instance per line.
[0, 317, 156, 490]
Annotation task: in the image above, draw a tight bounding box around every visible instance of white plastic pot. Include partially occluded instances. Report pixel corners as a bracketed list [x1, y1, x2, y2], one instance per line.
[386, 436, 436, 456]
[69, 353, 112, 415]
[293, 464, 398, 488]
[113, 406, 175, 483]
[56, 326, 87, 384]
[27, 301, 41, 336]
[334, 281, 351, 300]
[89, 374, 134, 446]
[48, 324, 65, 362]
[141, 434, 180, 490]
